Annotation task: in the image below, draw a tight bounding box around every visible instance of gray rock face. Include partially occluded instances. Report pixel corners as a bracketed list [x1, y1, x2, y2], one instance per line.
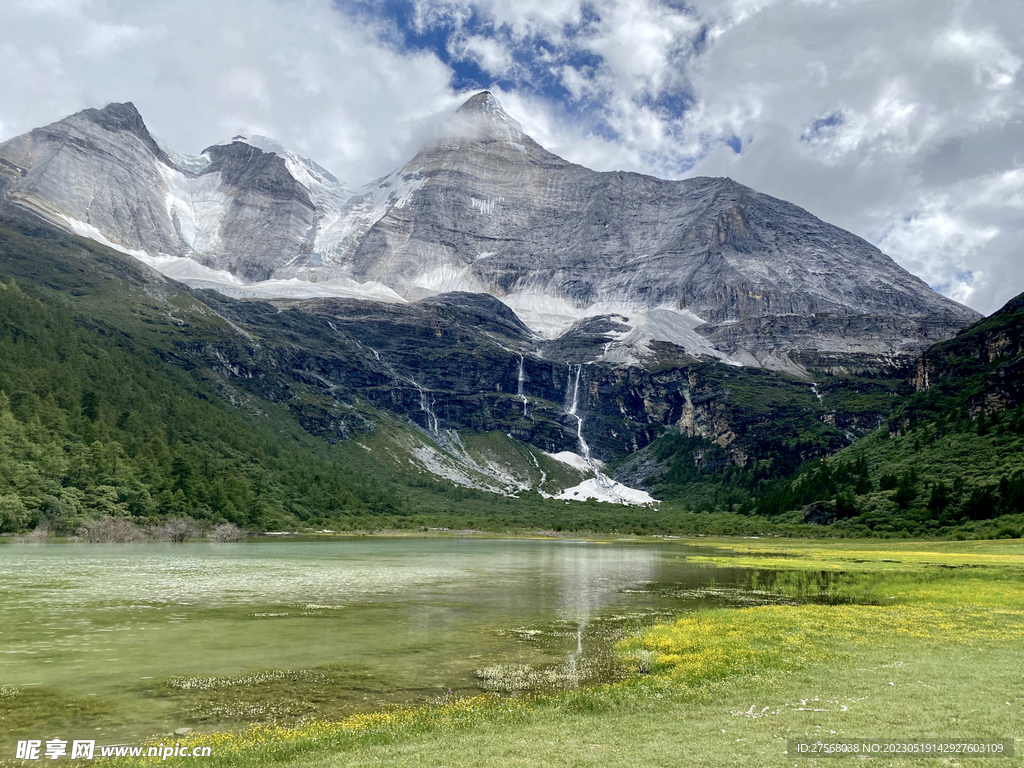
[0, 93, 981, 371]
[0, 102, 184, 256]
[201, 141, 317, 281]
[0, 103, 332, 281]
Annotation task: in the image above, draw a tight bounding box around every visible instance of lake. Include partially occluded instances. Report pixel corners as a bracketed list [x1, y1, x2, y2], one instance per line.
[0, 537, 768, 744]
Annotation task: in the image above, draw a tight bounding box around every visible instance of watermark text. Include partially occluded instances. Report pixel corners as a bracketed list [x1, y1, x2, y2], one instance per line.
[15, 739, 211, 761]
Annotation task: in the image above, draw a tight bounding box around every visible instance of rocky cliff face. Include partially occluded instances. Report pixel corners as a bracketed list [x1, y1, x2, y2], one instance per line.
[141, 285, 854, 473]
[0, 212, 917, 504]
[910, 292, 1024, 416]
[0, 93, 979, 373]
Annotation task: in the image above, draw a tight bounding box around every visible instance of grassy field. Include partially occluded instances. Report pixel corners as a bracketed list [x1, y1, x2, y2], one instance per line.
[109, 538, 1024, 768]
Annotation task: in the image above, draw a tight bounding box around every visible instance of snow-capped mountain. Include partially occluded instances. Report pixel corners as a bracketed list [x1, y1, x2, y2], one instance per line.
[0, 93, 980, 372]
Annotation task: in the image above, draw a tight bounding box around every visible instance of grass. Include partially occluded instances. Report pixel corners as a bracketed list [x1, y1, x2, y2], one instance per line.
[101, 537, 1024, 768]
[680, 536, 1024, 571]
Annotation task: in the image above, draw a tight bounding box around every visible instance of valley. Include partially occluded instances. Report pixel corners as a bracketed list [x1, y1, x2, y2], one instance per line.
[0, 90, 1021, 768]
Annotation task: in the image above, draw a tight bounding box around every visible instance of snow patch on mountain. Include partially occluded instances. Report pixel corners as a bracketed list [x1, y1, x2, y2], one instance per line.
[154, 160, 230, 253]
[554, 478, 657, 506]
[499, 293, 597, 337]
[602, 307, 740, 366]
[470, 196, 502, 215]
[154, 136, 212, 174]
[58, 214, 406, 303]
[188, 276, 408, 302]
[544, 450, 599, 472]
[501, 292, 742, 364]
[410, 264, 483, 296]
[542, 450, 656, 506]
[133, 253, 244, 286]
[305, 170, 428, 268]
[59, 215, 153, 260]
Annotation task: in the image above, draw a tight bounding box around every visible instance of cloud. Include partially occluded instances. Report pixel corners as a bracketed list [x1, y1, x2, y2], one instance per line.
[671, 0, 1024, 314]
[449, 34, 515, 77]
[0, 0, 456, 183]
[876, 195, 1000, 306]
[410, 0, 585, 39]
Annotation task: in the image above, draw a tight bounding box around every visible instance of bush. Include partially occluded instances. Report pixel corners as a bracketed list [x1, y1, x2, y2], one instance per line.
[0, 494, 29, 532]
[208, 522, 248, 542]
[12, 524, 50, 543]
[153, 518, 202, 542]
[78, 516, 147, 543]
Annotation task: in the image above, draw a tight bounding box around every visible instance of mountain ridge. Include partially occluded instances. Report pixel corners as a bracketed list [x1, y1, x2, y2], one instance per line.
[0, 93, 979, 375]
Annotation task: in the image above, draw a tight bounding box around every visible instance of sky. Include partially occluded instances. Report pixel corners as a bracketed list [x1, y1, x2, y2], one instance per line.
[1, 0, 1021, 315]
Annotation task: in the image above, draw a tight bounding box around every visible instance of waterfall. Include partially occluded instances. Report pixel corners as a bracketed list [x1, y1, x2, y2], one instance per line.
[528, 451, 548, 489]
[563, 364, 616, 490]
[358, 344, 437, 434]
[811, 383, 824, 404]
[566, 364, 592, 465]
[517, 354, 528, 416]
[415, 382, 440, 435]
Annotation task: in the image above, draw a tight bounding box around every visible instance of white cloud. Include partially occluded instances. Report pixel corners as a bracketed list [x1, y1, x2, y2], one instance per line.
[876, 196, 1000, 306]
[80, 21, 159, 57]
[411, 0, 584, 39]
[449, 34, 515, 76]
[0, 0, 456, 184]
[937, 27, 1022, 90]
[582, 1, 697, 96]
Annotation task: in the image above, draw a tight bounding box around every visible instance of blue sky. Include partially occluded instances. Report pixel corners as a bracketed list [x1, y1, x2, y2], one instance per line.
[1, 0, 1022, 314]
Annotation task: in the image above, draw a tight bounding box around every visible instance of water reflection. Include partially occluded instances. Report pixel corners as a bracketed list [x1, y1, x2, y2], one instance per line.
[519, 542, 660, 663]
[0, 538, 739, 741]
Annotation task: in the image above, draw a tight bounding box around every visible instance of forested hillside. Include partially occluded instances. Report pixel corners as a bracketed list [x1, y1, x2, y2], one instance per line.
[0, 275, 409, 533]
[744, 293, 1024, 537]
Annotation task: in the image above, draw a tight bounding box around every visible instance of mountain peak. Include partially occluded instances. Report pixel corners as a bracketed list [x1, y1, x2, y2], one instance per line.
[213, 133, 345, 188]
[88, 101, 149, 136]
[221, 133, 290, 156]
[457, 91, 506, 117]
[451, 90, 525, 141]
[64, 101, 170, 164]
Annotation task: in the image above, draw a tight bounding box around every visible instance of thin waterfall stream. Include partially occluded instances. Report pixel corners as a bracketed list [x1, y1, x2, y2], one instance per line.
[517, 354, 529, 417]
[563, 364, 615, 489]
[566, 364, 592, 464]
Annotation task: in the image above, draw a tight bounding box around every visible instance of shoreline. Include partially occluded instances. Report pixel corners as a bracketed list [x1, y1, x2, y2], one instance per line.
[98, 536, 1024, 767]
